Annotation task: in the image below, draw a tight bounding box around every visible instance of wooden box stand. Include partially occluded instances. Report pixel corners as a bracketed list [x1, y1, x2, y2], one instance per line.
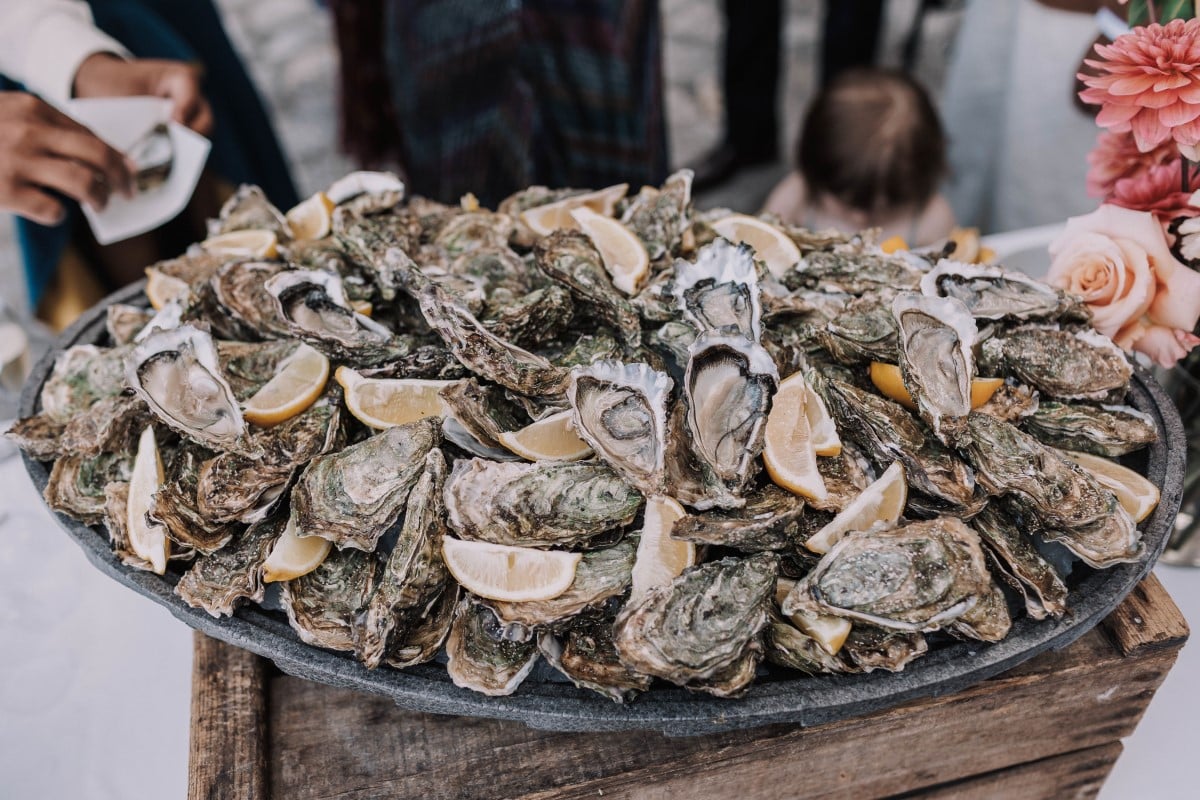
[188, 575, 1188, 800]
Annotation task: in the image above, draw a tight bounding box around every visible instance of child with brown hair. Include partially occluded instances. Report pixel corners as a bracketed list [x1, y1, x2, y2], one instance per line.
[763, 67, 955, 247]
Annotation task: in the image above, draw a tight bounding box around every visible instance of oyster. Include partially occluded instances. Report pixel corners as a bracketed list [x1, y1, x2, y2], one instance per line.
[445, 599, 539, 696]
[386, 583, 460, 669]
[50, 392, 149, 459]
[290, 418, 440, 551]
[979, 327, 1131, 402]
[539, 609, 653, 702]
[206, 260, 290, 340]
[811, 298, 898, 364]
[839, 626, 929, 672]
[101, 482, 159, 571]
[672, 237, 762, 340]
[764, 612, 849, 674]
[788, 249, 922, 295]
[975, 382, 1040, 423]
[151, 445, 240, 554]
[175, 512, 284, 617]
[106, 304, 154, 345]
[265, 270, 405, 365]
[782, 518, 1006, 639]
[438, 378, 530, 452]
[920, 260, 1089, 322]
[814, 446, 871, 513]
[126, 326, 247, 453]
[534, 230, 643, 347]
[216, 340, 300, 401]
[332, 202, 421, 298]
[613, 555, 777, 686]
[40, 344, 130, 423]
[281, 546, 381, 652]
[482, 283, 575, 347]
[621, 169, 693, 261]
[444, 459, 642, 548]
[971, 503, 1068, 619]
[208, 184, 288, 237]
[960, 412, 1141, 568]
[1021, 401, 1157, 457]
[818, 378, 984, 517]
[683, 332, 779, 507]
[671, 485, 807, 551]
[892, 293, 977, 443]
[489, 538, 635, 627]
[44, 451, 132, 524]
[567, 361, 672, 497]
[358, 450, 450, 667]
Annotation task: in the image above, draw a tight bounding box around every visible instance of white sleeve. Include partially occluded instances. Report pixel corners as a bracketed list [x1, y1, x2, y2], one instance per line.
[0, 0, 131, 108]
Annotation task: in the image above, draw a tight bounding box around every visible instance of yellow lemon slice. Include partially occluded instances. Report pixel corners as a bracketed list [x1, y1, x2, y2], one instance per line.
[869, 362, 1003, 412]
[805, 461, 907, 554]
[442, 537, 581, 602]
[335, 366, 457, 429]
[630, 497, 695, 602]
[349, 299, 373, 317]
[496, 409, 593, 461]
[1062, 450, 1161, 523]
[710, 214, 802, 279]
[570, 207, 650, 295]
[775, 579, 852, 656]
[518, 183, 629, 237]
[795, 376, 841, 457]
[764, 373, 828, 502]
[285, 192, 335, 241]
[127, 426, 170, 574]
[202, 229, 278, 259]
[242, 344, 330, 427]
[144, 268, 189, 311]
[263, 515, 333, 583]
[880, 235, 908, 254]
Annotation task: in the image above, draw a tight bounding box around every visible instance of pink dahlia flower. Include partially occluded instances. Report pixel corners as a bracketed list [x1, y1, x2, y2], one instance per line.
[1079, 18, 1200, 158]
[1086, 131, 1178, 198]
[1107, 159, 1200, 222]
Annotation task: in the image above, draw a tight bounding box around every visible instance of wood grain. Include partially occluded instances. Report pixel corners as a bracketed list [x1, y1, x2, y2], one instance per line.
[192, 577, 1188, 800]
[189, 631, 269, 800]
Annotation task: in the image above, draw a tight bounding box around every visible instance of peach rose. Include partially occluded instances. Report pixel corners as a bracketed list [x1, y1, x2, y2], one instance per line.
[1048, 204, 1200, 368]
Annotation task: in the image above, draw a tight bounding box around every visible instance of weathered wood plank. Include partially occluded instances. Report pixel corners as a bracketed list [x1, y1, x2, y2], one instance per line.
[189, 631, 269, 800]
[1100, 572, 1189, 657]
[911, 742, 1122, 800]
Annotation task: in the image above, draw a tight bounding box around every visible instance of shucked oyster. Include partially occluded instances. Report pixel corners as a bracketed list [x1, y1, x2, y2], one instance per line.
[920, 260, 1089, 322]
[961, 412, 1142, 568]
[1020, 401, 1157, 457]
[126, 326, 247, 453]
[567, 361, 672, 498]
[614, 555, 777, 690]
[290, 417, 440, 551]
[489, 538, 635, 628]
[358, 450, 450, 668]
[783, 517, 1009, 641]
[672, 237, 762, 340]
[281, 546, 381, 652]
[445, 459, 642, 548]
[445, 599, 539, 696]
[979, 327, 1131, 402]
[683, 332, 779, 508]
[892, 293, 977, 443]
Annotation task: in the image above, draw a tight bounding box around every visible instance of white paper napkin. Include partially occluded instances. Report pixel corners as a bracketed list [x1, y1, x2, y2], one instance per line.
[63, 96, 211, 245]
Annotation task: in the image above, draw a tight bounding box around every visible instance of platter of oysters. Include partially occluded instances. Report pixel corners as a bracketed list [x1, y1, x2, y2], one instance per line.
[11, 170, 1184, 734]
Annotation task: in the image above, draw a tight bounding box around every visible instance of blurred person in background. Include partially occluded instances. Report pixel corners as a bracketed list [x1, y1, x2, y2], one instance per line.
[0, 0, 297, 329]
[762, 67, 954, 246]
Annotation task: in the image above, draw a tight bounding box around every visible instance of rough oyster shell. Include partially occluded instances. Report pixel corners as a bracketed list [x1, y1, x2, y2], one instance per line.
[671, 485, 807, 551]
[281, 546, 381, 652]
[290, 418, 441, 552]
[488, 538, 635, 628]
[385, 582, 460, 669]
[206, 260, 291, 340]
[41, 344, 130, 423]
[534, 230, 643, 347]
[208, 184, 288, 237]
[892, 293, 977, 443]
[445, 599, 539, 696]
[613, 554, 777, 687]
[43, 451, 132, 524]
[839, 625, 929, 672]
[971, 503, 1068, 620]
[126, 326, 247, 453]
[788, 249, 922, 295]
[539, 609, 653, 703]
[979, 327, 1132, 402]
[672, 237, 762, 340]
[175, 512, 284, 618]
[444, 458, 642, 548]
[920, 259, 1089, 322]
[620, 169, 693, 262]
[811, 297, 898, 364]
[151, 445, 240, 554]
[567, 361, 672, 498]
[1020, 401, 1157, 457]
[106, 304, 154, 345]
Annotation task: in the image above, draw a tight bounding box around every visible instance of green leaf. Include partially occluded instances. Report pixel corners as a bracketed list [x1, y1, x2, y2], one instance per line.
[1159, 0, 1195, 23]
[1127, 0, 1150, 26]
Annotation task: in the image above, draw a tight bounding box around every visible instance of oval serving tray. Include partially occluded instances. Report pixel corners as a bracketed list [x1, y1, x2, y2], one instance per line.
[19, 281, 1187, 736]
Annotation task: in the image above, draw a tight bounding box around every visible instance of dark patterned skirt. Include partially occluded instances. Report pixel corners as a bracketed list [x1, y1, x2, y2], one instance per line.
[331, 0, 667, 207]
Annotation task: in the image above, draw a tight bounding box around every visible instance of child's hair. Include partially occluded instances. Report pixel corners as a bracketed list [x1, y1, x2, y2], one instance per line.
[797, 68, 947, 215]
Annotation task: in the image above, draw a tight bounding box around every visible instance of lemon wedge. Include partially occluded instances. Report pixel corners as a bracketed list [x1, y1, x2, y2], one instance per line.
[518, 183, 629, 237]
[805, 461, 907, 554]
[285, 192, 335, 241]
[869, 361, 1003, 412]
[127, 426, 170, 574]
[335, 366, 456, 429]
[202, 229, 278, 259]
[710, 214, 802, 279]
[242, 344, 330, 427]
[630, 497, 695, 601]
[442, 537, 581, 602]
[763, 373, 828, 502]
[1062, 450, 1160, 524]
[569, 207, 650, 295]
[880, 235, 908, 254]
[144, 268, 189, 311]
[263, 515, 332, 583]
[496, 409, 593, 461]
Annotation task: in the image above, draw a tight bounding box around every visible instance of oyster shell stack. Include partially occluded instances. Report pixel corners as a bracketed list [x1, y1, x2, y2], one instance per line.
[7, 170, 1163, 701]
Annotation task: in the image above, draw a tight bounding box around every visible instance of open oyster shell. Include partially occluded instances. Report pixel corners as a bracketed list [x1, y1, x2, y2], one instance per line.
[671, 485, 808, 551]
[44, 451, 132, 524]
[672, 237, 762, 340]
[41, 344, 131, 423]
[892, 293, 977, 443]
[920, 260, 1090, 322]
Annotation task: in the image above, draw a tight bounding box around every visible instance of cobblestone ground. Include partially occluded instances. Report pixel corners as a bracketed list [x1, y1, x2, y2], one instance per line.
[0, 0, 959, 313]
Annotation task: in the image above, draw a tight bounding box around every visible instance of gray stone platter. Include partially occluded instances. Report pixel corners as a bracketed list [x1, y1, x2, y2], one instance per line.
[19, 281, 1186, 736]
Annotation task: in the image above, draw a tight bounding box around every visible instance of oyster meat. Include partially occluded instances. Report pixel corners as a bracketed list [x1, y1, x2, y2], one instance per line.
[672, 237, 762, 340]
[892, 293, 977, 443]
[40, 344, 130, 423]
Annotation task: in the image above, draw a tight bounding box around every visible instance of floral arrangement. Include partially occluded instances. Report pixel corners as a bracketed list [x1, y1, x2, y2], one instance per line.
[1049, 2, 1200, 368]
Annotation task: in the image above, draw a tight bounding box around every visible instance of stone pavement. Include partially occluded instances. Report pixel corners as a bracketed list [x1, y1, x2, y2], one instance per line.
[0, 0, 961, 315]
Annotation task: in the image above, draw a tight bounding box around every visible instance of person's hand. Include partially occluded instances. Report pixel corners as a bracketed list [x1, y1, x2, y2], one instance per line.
[0, 92, 134, 225]
[73, 54, 214, 136]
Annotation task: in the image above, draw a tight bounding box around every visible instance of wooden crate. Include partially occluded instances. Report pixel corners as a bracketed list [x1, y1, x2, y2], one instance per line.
[188, 575, 1188, 800]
